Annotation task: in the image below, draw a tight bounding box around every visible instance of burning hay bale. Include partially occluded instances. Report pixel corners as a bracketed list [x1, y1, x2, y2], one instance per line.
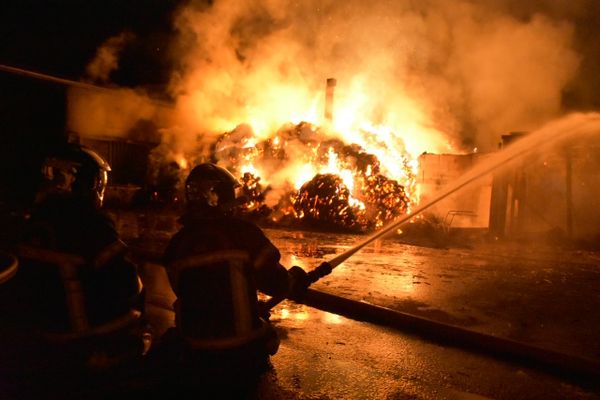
[293, 174, 368, 232]
[191, 121, 416, 232]
[212, 124, 260, 175]
[291, 172, 410, 231]
[237, 172, 272, 220]
[361, 174, 409, 228]
[317, 140, 381, 176]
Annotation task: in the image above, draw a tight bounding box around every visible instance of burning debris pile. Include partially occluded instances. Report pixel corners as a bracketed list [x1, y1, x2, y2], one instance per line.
[201, 121, 414, 232]
[294, 173, 367, 231]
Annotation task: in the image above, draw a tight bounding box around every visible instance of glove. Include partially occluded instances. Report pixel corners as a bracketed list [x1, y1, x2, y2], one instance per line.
[287, 266, 311, 302]
[309, 261, 332, 281]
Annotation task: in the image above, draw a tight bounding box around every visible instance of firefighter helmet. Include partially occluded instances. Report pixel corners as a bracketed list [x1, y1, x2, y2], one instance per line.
[37, 143, 111, 208]
[185, 163, 240, 214]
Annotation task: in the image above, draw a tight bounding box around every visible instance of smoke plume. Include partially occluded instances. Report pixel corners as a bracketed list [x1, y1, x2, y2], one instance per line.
[168, 0, 582, 153]
[85, 32, 135, 83]
[66, 0, 594, 195]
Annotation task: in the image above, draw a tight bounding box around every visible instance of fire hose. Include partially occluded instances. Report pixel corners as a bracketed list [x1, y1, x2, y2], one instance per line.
[260, 222, 600, 380]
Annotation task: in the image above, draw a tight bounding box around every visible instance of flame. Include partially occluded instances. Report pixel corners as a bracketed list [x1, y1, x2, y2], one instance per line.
[292, 164, 317, 190]
[174, 153, 188, 170]
[240, 162, 259, 176]
[72, 0, 583, 222]
[169, 10, 440, 229]
[174, 108, 417, 231]
[155, 109, 417, 231]
[323, 147, 353, 191]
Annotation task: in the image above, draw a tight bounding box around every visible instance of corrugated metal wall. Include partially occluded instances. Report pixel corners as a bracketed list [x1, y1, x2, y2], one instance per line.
[80, 137, 154, 185]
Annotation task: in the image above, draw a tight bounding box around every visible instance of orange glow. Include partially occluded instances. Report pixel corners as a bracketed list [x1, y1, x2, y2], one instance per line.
[168, 3, 520, 231]
[174, 153, 188, 170]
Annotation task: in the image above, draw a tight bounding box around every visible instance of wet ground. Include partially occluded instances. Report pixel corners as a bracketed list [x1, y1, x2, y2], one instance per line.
[141, 261, 600, 400]
[264, 228, 600, 362]
[118, 210, 600, 399]
[268, 302, 599, 400]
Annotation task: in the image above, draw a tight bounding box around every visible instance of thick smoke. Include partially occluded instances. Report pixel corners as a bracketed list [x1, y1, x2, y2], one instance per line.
[67, 0, 589, 154]
[65, 0, 593, 199]
[84, 32, 135, 83]
[67, 33, 177, 146]
[67, 87, 159, 139]
[168, 0, 582, 153]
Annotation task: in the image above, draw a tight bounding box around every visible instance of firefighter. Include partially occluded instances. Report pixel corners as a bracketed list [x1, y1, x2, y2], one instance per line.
[157, 162, 312, 393]
[0, 143, 149, 395]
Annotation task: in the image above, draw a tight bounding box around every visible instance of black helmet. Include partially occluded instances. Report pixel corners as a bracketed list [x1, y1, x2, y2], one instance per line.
[37, 143, 111, 208]
[185, 163, 240, 214]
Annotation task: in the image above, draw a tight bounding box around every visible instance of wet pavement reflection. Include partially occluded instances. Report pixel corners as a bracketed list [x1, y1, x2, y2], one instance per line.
[267, 301, 599, 400]
[141, 262, 600, 400]
[134, 220, 600, 399]
[265, 228, 600, 361]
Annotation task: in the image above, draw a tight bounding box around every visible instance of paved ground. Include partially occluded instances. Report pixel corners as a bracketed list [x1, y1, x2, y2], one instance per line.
[124, 209, 600, 399]
[263, 228, 600, 362]
[142, 261, 600, 400]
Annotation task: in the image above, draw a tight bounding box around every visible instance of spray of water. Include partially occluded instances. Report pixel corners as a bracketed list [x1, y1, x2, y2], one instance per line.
[328, 112, 600, 268]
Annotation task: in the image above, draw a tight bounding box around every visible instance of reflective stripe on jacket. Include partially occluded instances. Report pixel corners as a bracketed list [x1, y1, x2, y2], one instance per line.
[13, 243, 143, 339]
[164, 214, 290, 349]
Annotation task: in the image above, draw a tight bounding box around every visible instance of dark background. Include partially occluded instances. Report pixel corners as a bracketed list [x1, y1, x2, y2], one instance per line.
[0, 0, 180, 206]
[0, 0, 178, 85]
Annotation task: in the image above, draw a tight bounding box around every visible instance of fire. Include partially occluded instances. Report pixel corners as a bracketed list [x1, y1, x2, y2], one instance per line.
[171, 9, 452, 232]
[69, 0, 584, 232]
[294, 173, 368, 231]
[165, 3, 456, 231]
[174, 153, 188, 170]
[201, 118, 416, 232]
[139, 83, 434, 232]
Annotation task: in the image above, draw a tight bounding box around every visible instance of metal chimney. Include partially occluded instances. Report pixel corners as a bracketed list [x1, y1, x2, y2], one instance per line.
[324, 78, 336, 123]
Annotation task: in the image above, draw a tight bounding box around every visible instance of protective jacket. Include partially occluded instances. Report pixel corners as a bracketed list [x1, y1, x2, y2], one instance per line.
[163, 210, 290, 354]
[0, 197, 146, 373]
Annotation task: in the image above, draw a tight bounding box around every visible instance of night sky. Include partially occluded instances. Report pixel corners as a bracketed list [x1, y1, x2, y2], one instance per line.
[0, 1, 181, 205]
[0, 0, 179, 86]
